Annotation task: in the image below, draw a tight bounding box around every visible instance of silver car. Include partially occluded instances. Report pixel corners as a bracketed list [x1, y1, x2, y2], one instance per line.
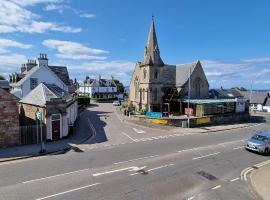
[245, 131, 270, 155]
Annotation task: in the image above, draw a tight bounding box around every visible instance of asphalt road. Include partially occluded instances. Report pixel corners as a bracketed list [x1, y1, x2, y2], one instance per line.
[0, 103, 269, 200]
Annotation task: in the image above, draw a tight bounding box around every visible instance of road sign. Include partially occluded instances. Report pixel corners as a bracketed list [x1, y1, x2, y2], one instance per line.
[35, 111, 42, 120]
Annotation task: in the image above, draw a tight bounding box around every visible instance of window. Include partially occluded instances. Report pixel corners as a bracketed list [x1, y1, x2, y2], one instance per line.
[30, 78, 38, 90]
[143, 68, 147, 79]
[154, 69, 158, 79]
[142, 89, 145, 100]
[51, 114, 61, 121]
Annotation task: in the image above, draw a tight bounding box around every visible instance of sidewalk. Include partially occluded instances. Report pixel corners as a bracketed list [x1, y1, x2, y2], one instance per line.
[250, 162, 270, 200]
[0, 110, 93, 163]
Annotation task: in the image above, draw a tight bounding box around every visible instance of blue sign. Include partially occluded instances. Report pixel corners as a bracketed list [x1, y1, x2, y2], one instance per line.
[146, 112, 162, 119]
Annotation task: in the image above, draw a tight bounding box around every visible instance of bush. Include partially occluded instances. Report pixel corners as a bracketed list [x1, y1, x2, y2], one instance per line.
[78, 96, 90, 106]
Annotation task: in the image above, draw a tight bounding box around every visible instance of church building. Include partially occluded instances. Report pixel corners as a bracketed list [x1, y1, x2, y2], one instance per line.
[129, 18, 209, 114]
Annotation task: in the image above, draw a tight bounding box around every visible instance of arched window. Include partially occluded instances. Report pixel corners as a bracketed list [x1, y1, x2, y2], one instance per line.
[143, 68, 147, 79]
[142, 88, 145, 100]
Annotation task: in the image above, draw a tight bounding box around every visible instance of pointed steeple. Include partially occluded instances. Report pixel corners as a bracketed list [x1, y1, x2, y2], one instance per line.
[143, 17, 164, 66]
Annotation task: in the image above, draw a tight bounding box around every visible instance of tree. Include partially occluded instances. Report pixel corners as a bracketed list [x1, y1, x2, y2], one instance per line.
[0, 75, 5, 80]
[113, 79, 124, 93]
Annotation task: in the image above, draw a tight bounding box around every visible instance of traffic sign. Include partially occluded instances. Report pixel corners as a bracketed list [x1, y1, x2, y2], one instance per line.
[35, 111, 42, 120]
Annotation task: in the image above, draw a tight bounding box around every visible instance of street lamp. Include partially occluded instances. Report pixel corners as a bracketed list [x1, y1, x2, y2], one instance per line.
[187, 66, 191, 128]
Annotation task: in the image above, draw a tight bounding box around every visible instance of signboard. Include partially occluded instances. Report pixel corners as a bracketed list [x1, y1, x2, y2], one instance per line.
[196, 117, 211, 125]
[35, 111, 42, 120]
[185, 108, 193, 116]
[151, 119, 168, 125]
[146, 112, 162, 119]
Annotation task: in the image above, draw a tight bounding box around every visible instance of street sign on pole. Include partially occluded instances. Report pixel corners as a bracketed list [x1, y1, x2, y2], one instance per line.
[35, 109, 45, 153]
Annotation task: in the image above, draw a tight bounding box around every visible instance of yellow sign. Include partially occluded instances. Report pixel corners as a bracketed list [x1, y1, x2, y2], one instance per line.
[151, 119, 168, 125]
[196, 117, 210, 125]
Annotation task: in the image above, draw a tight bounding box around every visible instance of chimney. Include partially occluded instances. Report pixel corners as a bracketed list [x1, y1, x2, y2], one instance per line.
[38, 53, 48, 67]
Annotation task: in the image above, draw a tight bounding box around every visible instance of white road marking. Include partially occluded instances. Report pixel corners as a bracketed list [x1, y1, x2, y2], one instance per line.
[133, 128, 145, 133]
[186, 196, 195, 200]
[211, 185, 221, 190]
[36, 183, 100, 200]
[121, 132, 136, 142]
[192, 152, 220, 160]
[23, 169, 89, 184]
[130, 163, 174, 176]
[233, 146, 244, 150]
[254, 160, 270, 168]
[93, 166, 146, 177]
[230, 177, 239, 182]
[113, 155, 159, 165]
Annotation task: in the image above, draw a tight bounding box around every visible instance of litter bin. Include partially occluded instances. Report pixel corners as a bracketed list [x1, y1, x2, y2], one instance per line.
[182, 121, 188, 128]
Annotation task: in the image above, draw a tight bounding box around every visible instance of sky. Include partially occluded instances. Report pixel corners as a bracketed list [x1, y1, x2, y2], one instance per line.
[0, 0, 270, 89]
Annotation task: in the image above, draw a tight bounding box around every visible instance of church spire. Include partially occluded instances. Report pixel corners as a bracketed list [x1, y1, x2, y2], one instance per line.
[143, 17, 164, 66]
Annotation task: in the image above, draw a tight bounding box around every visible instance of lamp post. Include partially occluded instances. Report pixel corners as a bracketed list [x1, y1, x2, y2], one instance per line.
[187, 66, 191, 128]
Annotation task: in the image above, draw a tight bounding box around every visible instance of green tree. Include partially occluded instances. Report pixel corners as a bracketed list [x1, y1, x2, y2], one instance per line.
[113, 79, 124, 93]
[0, 75, 5, 80]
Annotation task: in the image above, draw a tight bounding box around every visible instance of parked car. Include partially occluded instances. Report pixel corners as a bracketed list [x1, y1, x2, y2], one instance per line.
[245, 131, 270, 155]
[112, 100, 120, 106]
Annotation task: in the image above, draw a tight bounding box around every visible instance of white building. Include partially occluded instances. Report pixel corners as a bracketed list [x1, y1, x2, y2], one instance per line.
[10, 53, 72, 99]
[19, 83, 78, 140]
[79, 75, 117, 99]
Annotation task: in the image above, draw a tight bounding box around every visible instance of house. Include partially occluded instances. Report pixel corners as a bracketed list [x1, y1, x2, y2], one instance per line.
[129, 18, 209, 113]
[10, 53, 72, 99]
[0, 88, 20, 148]
[19, 83, 78, 140]
[239, 91, 269, 111]
[79, 75, 117, 99]
[0, 80, 10, 92]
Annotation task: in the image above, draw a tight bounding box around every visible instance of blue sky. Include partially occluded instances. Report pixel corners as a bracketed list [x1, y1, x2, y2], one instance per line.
[0, 0, 270, 89]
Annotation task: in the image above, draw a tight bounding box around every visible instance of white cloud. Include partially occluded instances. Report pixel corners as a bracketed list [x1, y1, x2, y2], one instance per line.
[11, 0, 63, 7]
[0, 54, 28, 77]
[201, 57, 270, 89]
[68, 61, 135, 85]
[79, 13, 95, 18]
[0, 39, 32, 53]
[43, 39, 108, 60]
[0, 0, 81, 34]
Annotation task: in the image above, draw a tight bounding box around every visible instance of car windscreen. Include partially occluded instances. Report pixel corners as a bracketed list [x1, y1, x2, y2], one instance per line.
[251, 134, 270, 142]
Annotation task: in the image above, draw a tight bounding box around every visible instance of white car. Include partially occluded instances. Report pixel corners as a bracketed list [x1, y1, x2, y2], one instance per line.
[112, 101, 120, 106]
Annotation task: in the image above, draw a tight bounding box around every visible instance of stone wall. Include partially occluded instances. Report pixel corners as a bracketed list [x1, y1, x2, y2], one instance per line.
[0, 88, 20, 148]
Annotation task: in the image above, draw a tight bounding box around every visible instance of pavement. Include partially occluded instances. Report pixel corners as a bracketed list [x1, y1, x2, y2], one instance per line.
[0, 109, 94, 162]
[249, 160, 270, 200]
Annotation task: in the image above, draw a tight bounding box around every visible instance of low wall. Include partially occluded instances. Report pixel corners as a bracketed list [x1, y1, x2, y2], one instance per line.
[129, 112, 250, 127]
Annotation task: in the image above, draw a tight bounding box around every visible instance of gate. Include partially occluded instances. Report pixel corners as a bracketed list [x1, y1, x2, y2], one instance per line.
[20, 125, 46, 145]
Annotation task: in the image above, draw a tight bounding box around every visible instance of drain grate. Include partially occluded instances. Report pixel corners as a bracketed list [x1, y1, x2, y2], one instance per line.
[197, 170, 218, 181]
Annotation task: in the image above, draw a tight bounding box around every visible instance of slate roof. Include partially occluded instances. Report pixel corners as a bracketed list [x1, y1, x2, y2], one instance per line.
[48, 66, 70, 86]
[175, 62, 198, 87]
[82, 78, 117, 87]
[0, 80, 10, 89]
[239, 91, 268, 104]
[20, 83, 71, 106]
[209, 88, 243, 98]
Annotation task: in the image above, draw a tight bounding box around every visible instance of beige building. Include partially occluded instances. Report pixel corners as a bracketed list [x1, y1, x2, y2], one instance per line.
[129, 19, 209, 113]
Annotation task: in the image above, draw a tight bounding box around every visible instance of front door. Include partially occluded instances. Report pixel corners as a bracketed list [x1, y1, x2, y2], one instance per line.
[52, 120, 60, 140]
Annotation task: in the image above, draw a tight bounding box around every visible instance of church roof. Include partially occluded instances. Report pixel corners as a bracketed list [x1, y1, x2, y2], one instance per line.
[143, 18, 164, 66]
[20, 83, 71, 106]
[175, 61, 198, 87]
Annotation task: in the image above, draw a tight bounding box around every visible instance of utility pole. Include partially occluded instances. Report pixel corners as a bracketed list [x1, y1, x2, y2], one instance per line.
[187, 66, 191, 128]
[249, 80, 253, 112]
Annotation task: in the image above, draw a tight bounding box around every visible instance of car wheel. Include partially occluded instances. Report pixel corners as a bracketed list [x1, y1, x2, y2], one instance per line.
[264, 148, 270, 155]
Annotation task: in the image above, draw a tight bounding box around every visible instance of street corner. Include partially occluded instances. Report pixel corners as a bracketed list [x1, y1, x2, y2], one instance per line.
[240, 159, 270, 200]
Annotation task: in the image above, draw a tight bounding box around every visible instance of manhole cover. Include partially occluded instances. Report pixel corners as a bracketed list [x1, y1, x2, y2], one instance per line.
[197, 170, 218, 181]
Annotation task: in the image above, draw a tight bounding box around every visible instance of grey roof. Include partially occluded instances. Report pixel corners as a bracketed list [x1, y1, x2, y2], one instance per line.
[20, 83, 71, 106]
[143, 19, 164, 66]
[0, 80, 10, 89]
[81, 78, 116, 87]
[11, 66, 39, 86]
[209, 88, 243, 98]
[48, 66, 71, 86]
[239, 91, 268, 104]
[175, 61, 198, 86]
